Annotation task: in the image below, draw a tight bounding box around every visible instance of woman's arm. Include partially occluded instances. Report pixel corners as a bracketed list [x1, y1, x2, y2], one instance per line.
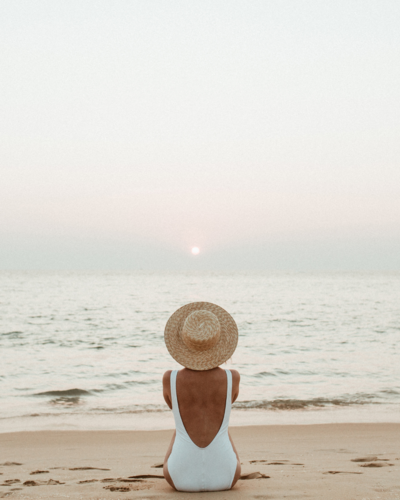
[162, 370, 176, 489]
[230, 369, 240, 403]
[162, 370, 173, 409]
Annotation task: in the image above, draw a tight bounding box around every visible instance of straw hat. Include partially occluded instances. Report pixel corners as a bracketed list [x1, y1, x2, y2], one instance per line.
[164, 301, 238, 371]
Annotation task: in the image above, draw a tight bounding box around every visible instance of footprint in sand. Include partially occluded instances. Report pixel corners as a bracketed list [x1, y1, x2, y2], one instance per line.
[351, 456, 390, 463]
[23, 480, 39, 487]
[323, 471, 363, 475]
[103, 483, 151, 492]
[151, 463, 164, 468]
[23, 479, 65, 486]
[1, 480, 21, 486]
[104, 485, 131, 492]
[350, 457, 394, 467]
[102, 478, 144, 484]
[0, 462, 22, 467]
[351, 456, 378, 462]
[30, 470, 49, 475]
[100, 475, 163, 484]
[240, 472, 270, 480]
[101, 475, 165, 493]
[250, 459, 303, 466]
[69, 466, 110, 471]
[360, 462, 394, 468]
[128, 475, 164, 480]
[78, 479, 98, 484]
[119, 479, 146, 483]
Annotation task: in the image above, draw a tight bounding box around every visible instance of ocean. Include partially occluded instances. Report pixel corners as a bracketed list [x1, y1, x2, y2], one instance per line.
[1, 271, 399, 432]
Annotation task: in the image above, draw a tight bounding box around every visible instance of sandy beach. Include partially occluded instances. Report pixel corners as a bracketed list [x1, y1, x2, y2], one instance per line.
[1, 424, 399, 499]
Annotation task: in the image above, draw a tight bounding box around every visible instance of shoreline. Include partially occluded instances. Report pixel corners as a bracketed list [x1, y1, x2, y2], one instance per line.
[1, 424, 399, 499]
[2, 404, 400, 434]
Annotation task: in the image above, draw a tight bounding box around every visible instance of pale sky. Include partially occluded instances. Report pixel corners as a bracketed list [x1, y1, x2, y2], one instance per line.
[1, 0, 400, 270]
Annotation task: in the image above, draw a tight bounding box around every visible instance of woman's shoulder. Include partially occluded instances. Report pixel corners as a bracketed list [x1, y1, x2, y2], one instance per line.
[230, 370, 240, 384]
[228, 369, 240, 402]
[162, 370, 173, 386]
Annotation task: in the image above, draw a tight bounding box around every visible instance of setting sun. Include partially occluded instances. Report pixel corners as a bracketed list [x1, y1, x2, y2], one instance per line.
[191, 247, 200, 255]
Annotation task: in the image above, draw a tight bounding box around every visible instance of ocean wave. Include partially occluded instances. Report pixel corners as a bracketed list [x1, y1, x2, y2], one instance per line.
[33, 389, 91, 397]
[89, 405, 167, 414]
[233, 396, 381, 410]
[254, 371, 277, 378]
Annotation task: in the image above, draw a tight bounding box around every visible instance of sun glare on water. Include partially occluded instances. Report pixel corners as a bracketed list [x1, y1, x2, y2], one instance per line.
[191, 247, 200, 255]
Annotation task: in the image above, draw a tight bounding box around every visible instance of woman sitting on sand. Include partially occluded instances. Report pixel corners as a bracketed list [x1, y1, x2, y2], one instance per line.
[162, 301, 241, 492]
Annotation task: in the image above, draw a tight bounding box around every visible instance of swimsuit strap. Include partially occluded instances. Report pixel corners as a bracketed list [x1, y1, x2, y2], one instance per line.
[220, 369, 232, 432]
[170, 370, 187, 436]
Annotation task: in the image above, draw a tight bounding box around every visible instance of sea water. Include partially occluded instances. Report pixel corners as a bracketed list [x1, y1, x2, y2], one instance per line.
[1, 271, 399, 432]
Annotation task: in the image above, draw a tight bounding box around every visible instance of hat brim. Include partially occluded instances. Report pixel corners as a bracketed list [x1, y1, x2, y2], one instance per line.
[164, 302, 238, 371]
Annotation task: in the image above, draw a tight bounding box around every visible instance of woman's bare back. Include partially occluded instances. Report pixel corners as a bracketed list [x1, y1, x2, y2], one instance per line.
[163, 367, 238, 447]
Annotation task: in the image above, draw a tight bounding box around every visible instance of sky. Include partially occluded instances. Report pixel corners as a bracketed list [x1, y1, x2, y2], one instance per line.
[1, 0, 400, 271]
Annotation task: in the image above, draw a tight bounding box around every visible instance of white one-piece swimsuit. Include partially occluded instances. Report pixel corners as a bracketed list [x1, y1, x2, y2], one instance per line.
[167, 369, 238, 492]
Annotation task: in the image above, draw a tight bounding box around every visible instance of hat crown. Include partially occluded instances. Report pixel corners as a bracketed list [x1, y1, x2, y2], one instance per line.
[181, 310, 221, 352]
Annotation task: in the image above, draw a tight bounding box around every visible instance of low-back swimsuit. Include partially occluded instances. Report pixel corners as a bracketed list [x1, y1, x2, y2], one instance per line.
[167, 369, 237, 492]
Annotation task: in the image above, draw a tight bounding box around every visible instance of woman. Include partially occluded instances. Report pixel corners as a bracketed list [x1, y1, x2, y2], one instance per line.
[162, 301, 241, 492]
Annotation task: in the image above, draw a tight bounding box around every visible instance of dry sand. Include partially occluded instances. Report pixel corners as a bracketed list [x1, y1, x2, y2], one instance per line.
[0, 424, 399, 499]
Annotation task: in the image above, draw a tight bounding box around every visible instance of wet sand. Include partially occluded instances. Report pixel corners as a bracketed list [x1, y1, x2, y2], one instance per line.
[1, 424, 399, 499]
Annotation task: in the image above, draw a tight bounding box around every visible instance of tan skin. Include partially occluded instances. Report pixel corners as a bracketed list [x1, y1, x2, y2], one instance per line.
[162, 366, 241, 490]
